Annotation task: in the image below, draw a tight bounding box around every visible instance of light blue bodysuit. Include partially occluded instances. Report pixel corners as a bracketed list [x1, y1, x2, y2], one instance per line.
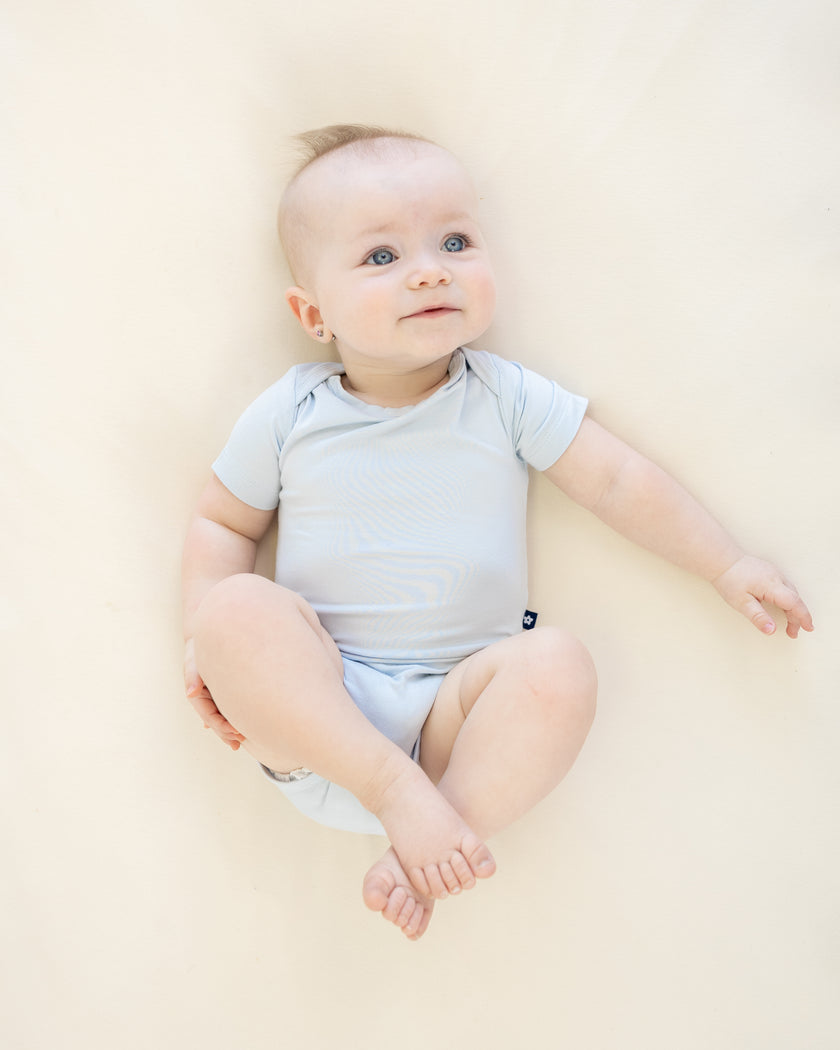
[212, 348, 587, 834]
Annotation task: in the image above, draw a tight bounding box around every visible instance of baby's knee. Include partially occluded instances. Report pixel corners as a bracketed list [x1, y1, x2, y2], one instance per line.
[194, 574, 303, 644]
[522, 627, 597, 724]
[196, 573, 266, 629]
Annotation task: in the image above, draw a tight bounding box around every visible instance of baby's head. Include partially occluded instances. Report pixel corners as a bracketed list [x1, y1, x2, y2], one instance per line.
[278, 124, 496, 369]
[278, 125, 432, 285]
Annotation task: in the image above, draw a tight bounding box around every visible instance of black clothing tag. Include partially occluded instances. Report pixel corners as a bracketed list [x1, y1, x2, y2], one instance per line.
[522, 610, 538, 630]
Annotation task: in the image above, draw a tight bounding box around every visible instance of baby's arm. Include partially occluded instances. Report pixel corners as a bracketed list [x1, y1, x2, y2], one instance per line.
[544, 417, 814, 638]
[182, 474, 275, 746]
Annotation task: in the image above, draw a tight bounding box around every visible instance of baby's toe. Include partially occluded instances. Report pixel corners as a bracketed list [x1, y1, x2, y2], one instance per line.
[438, 860, 463, 895]
[402, 901, 428, 939]
[449, 850, 476, 891]
[362, 866, 395, 913]
[421, 864, 450, 900]
[381, 885, 410, 924]
[463, 836, 496, 881]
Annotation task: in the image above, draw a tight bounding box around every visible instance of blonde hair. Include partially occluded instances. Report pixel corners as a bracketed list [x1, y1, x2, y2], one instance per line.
[278, 123, 434, 282]
[288, 123, 431, 178]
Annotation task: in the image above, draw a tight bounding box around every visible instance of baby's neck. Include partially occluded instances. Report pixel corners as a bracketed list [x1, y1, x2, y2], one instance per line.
[339, 354, 454, 408]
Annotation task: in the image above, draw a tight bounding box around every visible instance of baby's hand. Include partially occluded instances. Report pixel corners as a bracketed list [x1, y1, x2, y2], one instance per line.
[184, 638, 246, 749]
[711, 556, 814, 638]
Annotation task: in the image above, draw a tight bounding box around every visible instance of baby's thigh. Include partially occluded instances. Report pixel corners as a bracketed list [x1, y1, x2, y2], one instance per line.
[419, 628, 596, 782]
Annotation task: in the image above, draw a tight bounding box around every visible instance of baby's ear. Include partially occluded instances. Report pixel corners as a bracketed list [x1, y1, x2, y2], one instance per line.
[285, 287, 331, 342]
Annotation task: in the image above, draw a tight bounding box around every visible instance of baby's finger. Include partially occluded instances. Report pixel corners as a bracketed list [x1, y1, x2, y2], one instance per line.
[745, 599, 777, 636]
[784, 598, 815, 639]
[765, 580, 814, 639]
[206, 709, 246, 746]
[187, 690, 217, 722]
[185, 680, 210, 701]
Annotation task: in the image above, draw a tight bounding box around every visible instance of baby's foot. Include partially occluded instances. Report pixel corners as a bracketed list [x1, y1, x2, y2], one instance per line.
[369, 759, 496, 900]
[363, 847, 434, 940]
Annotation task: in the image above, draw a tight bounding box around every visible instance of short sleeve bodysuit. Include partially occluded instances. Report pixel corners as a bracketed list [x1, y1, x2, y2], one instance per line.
[212, 348, 587, 831]
[214, 348, 586, 668]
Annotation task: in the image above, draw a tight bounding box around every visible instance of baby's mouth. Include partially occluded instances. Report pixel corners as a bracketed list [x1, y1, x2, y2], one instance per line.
[404, 306, 459, 319]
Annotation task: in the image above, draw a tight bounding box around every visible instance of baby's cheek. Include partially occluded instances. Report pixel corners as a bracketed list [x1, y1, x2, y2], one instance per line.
[471, 271, 497, 325]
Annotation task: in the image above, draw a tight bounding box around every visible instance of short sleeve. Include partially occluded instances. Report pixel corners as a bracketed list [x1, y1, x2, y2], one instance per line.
[465, 349, 588, 470]
[211, 371, 298, 510]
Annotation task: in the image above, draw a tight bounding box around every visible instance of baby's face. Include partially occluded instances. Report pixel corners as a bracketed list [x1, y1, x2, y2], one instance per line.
[293, 142, 496, 373]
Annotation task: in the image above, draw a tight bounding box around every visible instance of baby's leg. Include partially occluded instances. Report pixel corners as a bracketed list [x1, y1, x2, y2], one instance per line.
[192, 574, 494, 898]
[420, 626, 597, 840]
[362, 627, 595, 935]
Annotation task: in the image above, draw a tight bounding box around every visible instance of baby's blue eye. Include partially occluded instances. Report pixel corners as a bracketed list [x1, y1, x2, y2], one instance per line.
[442, 235, 468, 253]
[366, 248, 396, 266]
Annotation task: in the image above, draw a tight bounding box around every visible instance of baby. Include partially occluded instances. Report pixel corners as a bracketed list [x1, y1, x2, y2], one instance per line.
[182, 124, 813, 940]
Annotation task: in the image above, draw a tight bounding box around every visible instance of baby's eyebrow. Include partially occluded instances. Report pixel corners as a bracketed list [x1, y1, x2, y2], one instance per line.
[353, 212, 477, 244]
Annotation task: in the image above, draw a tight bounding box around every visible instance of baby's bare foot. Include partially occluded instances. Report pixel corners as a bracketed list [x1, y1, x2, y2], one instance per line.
[363, 847, 434, 940]
[369, 759, 496, 900]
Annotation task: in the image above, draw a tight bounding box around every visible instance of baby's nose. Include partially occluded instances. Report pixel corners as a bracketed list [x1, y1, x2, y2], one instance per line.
[408, 258, 452, 288]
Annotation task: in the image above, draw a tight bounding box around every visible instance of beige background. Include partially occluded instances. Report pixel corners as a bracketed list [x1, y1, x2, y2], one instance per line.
[3, 1, 838, 1047]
